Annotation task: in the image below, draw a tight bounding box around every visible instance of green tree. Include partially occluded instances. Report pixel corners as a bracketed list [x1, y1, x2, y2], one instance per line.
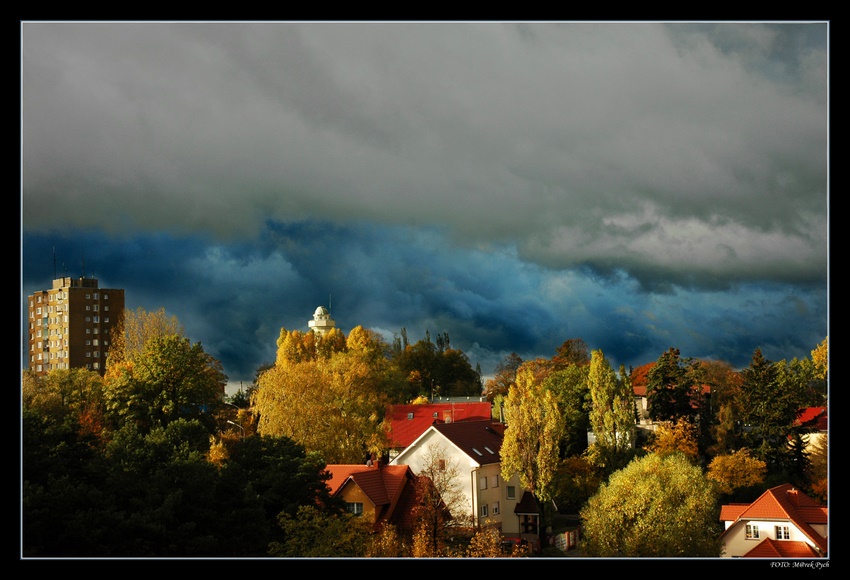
[580, 453, 722, 557]
[543, 364, 590, 457]
[22, 368, 106, 441]
[739, 348, 811, 481]
[586, 350, 635, 475]
[646, 347, 703, 424]
[500, 363, 564, 548]
[270, 505, 371, 557]
[552, 455, 603, 513]
[701, 359, 745, 457]
[103, 334, 227, 433]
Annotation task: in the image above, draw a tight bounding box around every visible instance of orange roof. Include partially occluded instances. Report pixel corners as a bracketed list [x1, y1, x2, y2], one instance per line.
[386, 402, 491, 448]
[743, 538, 821, 558]
[720, 483, 828, 556]
[325, 463, 419, 532]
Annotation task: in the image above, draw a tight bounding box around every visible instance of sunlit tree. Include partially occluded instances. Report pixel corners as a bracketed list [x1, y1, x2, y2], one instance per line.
[586, 350, 635, 474]
[645, 418, 700, 464]
[500, 363, 564, 547]
[706, 448, 767, 496]
[254, 325, 391, 464]
[580, 453, 722, 557]
[106, 306, 183, 372]
[103, 334, 226, 433]
[483, 352, 523, 402]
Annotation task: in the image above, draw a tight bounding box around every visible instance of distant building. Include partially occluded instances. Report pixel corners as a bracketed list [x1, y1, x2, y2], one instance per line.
[26, 276, 125, 376]
[308, 305, 336, 337]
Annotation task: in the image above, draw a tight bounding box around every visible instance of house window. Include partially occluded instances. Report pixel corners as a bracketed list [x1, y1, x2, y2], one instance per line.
[490, 475, 499, 488]
[479, 477, 488, 490]
[346, 502, 363, 516]
[775, 526, 790, 540]
[407, 412, 414, 420]
[438, 459, 446, 471]
[480, 504, 488, 518]
[506, 486, 516, 500]
[492, 502, 500, 515]
[746, 524, 760, 539]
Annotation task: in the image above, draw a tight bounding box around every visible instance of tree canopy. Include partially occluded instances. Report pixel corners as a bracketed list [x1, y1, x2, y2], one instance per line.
[580, 453, 722, 557]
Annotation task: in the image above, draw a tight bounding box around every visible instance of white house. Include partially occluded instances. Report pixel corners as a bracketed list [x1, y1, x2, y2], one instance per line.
[719, 483, 827, 558]
[389, 419, 536, 542]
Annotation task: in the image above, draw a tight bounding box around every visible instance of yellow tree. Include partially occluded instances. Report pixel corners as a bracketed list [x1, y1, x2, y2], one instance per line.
[586, 350, 635, 474]
[500, 363, 564, 547]
[706, 448, 767, 496]
[645, 418, 700, 464]
[811, 336, 828, 381]
[107, 306, 183, 372]
[253, 325, 391, 463]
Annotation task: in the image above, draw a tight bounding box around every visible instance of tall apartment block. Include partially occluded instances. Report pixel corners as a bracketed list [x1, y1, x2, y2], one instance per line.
[26, 276, 125, 376]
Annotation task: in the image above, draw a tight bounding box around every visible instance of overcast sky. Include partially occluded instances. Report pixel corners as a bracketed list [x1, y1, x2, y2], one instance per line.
[21, 21, 829, 392]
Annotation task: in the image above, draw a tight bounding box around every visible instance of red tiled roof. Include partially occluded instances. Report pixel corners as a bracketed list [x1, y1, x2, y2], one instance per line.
[743, 538, 821, 558]
[325, 463, 419, 532]
[796, 407, 827, 431]
[720, 483, 828, 556]
[386, 402, 492, 448]
[430, 419, 505, 466]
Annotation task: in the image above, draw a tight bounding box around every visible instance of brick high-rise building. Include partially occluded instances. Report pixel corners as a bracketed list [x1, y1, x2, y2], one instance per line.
[26, 276, 125, 376]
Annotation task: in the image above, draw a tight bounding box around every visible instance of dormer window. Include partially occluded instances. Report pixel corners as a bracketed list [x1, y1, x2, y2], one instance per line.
[407, 412, 414, 420]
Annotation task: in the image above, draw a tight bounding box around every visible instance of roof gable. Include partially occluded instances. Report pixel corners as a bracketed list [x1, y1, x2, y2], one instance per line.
[720, 483, 828, 556]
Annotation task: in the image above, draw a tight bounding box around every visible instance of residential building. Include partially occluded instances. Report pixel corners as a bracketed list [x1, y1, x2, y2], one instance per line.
[389, 419, 537, 546]
[325, 461, 422, 535]
[26, 276, 125, 377]
[719, 483, 828, 558]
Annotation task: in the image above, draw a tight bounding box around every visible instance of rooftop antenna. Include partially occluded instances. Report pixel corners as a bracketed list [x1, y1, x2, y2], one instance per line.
[81, 250, 86, 278]
[329, 293, 332, 315]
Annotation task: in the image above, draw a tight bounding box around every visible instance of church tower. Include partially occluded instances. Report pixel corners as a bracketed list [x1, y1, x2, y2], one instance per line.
[308, 305, 336, 337]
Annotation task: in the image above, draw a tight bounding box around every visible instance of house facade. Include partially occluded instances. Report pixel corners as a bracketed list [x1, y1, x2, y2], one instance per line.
[719, 483, 828, 558]
[389, 420, 534, 542]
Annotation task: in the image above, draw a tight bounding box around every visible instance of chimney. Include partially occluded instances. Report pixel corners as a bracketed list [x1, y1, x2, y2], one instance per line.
[787, 488, 799, 506]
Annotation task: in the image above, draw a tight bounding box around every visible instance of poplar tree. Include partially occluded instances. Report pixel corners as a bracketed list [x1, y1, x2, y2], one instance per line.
[500, 363, 564, 548]
[586, 350, 635, 475]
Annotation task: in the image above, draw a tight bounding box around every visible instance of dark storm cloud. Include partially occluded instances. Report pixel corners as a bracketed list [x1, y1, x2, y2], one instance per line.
[21, 21, 828, 386]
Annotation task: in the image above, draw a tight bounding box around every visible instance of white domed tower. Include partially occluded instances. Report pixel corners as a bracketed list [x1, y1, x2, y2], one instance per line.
[308, 305, 336, 337]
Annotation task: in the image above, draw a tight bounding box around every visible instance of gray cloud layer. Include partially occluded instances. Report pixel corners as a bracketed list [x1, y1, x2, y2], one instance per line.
[21, 22, 829, 384]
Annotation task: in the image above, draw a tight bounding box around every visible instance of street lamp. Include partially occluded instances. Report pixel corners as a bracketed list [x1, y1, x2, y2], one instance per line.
[227, 419, 245, 441]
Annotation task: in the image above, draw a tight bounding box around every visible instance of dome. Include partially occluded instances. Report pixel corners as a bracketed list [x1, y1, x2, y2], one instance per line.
[314, 306, 329, 317]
